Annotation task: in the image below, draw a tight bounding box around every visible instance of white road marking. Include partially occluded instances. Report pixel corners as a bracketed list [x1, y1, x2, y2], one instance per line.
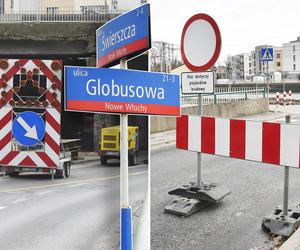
[0, 171, 148, 193]
[12, 197, 28, 204]
[35, 190, 55, 196]
[0, 206, 6, 210]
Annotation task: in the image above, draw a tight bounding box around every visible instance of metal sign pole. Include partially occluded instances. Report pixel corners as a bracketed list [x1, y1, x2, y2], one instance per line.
[267, 61, 269, 108]
[120, 58, 132, 250]
[197, 94, 202, 187]
[283, 115, 290, 216]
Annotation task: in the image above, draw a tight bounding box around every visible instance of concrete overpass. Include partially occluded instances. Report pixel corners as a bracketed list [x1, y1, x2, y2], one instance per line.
[0, 21, 149, 151]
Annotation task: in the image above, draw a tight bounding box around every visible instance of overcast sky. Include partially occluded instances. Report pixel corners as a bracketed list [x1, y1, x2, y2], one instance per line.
[150, 0, 300, 64]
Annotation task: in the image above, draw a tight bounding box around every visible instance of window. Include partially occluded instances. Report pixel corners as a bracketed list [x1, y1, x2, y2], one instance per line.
[293, 55, 296, 61]
[112, 0, 118, 9]
[249, 69, 251, 74]
[249, 63, 251, 67]
[276, 53, 280, 59]
[293, 64, 296, 71]
[47, 7, 58, 15]
[0, 0, 4, 14]
[293, 45, 296, 52]
[277, 62, 281, 67]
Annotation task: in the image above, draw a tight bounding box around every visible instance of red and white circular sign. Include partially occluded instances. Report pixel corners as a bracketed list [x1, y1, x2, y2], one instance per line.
[181, 13, 221, 72]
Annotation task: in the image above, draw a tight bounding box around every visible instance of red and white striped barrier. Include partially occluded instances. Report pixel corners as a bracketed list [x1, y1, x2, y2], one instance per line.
[0, 59, 61, 168]
[176, 115, 300, 168]
[276, 92, 280, 105]
[288, 90, 292, 105]
[283, 91, 287, 107]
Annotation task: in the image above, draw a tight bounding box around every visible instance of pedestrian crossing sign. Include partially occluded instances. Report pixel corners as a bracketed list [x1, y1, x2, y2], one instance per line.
[260, 47, 273, 61]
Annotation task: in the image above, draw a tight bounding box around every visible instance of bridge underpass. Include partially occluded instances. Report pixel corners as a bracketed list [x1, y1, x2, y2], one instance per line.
[0, 22, 149, 152]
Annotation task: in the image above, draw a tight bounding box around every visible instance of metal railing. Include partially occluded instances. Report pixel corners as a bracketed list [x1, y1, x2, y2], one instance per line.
[0, 11, 122, 23]
[181, 87, 267, 106]
[0, 0, 145, 23]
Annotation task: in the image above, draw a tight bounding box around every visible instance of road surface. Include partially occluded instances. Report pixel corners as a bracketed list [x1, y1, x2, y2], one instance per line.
[0, 160, 148, 250]
[151, 108, 300, 250]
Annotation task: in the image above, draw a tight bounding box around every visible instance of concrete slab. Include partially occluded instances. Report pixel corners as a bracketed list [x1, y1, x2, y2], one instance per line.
[279, 228, 300, 250]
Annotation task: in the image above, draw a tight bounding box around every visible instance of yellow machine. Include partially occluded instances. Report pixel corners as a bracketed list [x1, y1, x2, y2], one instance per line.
[99, 126, 139, 166]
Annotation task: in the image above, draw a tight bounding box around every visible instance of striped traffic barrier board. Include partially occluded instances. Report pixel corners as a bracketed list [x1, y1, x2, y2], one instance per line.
[176, 115, 300, 168]
[0, 59, 61, 168]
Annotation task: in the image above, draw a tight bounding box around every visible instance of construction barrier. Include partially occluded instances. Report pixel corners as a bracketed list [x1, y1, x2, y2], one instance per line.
[176, 115, 300, 168]
[283, 91, 287, 107]
[0, 59, 61, 168]
[174, 114, 300, 235]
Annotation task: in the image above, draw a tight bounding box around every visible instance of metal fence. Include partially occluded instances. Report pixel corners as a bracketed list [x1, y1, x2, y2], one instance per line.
[181, 87, 267, 106]
[0, 12, 120, 22]
[0, 0, 145, 22]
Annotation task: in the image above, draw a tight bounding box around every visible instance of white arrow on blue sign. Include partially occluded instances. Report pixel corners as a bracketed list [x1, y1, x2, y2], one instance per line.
[12, 111, 45, 146]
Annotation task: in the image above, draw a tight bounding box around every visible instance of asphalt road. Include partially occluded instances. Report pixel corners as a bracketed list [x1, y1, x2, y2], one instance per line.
[151, 109, 300, 250]
[0, 160, 148, 250]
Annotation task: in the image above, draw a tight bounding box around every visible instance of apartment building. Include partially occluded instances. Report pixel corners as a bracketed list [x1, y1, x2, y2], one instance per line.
[282, 37, 300, 78]
[231, 46, 283, 81]
[230, 53, 251, 80]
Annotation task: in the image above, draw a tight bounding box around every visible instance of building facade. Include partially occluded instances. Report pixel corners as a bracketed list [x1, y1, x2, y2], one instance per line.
[229, 37, 300, 81]
[230, 53, 251, 80]
[282, 37, 300, 78]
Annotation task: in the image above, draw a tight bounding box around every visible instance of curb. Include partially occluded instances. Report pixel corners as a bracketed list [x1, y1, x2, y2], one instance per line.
[279, 228, 300, 250]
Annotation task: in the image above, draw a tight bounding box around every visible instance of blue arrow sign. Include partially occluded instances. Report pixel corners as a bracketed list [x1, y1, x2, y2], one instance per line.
[261, 48, 273, 62]
[12, 111, 45, 146]
[64, 66, 180, 116]
[96, 4, 151, 68]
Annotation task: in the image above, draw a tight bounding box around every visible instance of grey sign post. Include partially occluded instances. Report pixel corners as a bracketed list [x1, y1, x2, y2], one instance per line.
[260, 47, 274, 108]
[181, 71, 215, 187]
[164, 14, 231, 217]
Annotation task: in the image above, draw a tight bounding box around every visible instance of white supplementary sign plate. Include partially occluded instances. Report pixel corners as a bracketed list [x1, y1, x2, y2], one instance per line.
[181, 71, 214, 94]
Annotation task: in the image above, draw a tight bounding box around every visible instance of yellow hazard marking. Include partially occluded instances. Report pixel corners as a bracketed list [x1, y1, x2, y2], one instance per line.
[0, 171, 148, 193]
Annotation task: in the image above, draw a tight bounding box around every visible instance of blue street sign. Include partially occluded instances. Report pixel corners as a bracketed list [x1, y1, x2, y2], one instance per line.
[261, 47, 273, 62]
[12, 111, 45, 146]
[64, 66, 180, 116]
[96, 4, 151, 68]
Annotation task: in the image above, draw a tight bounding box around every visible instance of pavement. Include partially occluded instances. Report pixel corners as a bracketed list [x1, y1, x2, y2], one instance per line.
[150, 105, 300, 250]
[0, 151, 148, 249]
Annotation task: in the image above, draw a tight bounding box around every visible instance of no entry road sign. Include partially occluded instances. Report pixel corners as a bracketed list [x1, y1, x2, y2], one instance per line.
[181, 13, 221, 72]
[96, 4, 151, 68]
[12, 111, 45, 147]
[65, 66, 180, 116]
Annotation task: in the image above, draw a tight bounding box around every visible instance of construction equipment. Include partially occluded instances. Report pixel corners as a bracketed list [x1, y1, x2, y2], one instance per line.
[99, 126, 139, 166]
